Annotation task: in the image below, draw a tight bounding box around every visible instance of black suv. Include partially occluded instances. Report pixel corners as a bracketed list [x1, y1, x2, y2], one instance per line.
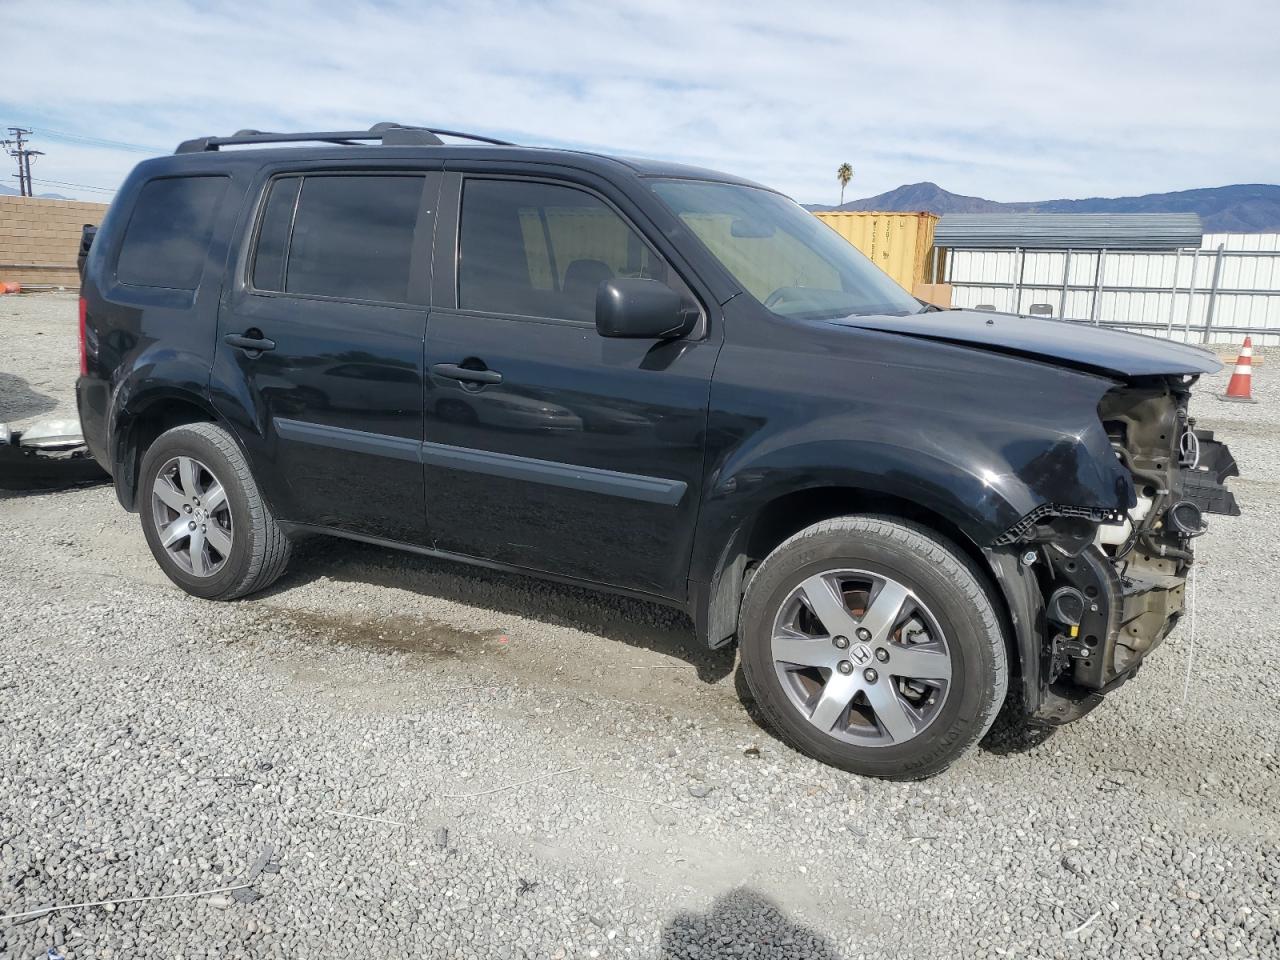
[76, 123, 1239, 779]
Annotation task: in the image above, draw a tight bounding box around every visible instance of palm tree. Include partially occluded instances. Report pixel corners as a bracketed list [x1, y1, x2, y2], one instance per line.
[836, 163, 853, 206]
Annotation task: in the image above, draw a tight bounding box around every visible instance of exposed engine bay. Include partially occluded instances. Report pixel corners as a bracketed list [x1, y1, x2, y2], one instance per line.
[998, 374, 1240, 724]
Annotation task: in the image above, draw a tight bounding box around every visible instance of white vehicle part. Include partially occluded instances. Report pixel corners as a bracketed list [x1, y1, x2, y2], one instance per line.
[17, 418, 87, 450]
[1096, 494, 1154, 547]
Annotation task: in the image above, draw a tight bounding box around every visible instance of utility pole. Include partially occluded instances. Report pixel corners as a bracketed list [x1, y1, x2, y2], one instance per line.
[2, 128, 44, 197]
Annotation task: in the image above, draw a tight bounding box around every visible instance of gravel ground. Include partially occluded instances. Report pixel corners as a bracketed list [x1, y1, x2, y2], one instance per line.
[1, 292, 1277, 959]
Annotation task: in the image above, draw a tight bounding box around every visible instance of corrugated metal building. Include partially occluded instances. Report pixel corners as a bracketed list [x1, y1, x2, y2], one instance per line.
[935, 213, 1202, 251]
[935, 213, 1280, 346]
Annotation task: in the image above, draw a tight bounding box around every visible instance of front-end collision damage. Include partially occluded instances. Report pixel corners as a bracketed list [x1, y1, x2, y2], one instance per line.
[988, 374, 1240, 725]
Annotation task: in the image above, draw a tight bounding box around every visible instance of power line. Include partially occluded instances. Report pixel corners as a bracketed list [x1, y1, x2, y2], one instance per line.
[35, 126, 163, 155]
[30, 177, 117, 196]
[32, 178, 116, 194]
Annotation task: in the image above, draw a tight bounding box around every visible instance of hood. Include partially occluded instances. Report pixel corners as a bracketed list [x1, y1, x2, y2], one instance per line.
[831, 310, 1222, 379]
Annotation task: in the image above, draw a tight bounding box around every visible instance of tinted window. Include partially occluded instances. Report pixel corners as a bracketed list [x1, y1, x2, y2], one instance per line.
[459, 179, 668, 322]
[251, 176, 300, 292]
[253, 175, 425, 303]
[117, 176, 228, 289]
[651, 179, 920, 320]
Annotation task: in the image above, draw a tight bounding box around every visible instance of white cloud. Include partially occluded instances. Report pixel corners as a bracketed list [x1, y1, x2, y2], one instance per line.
[5, 0, 1278, 203]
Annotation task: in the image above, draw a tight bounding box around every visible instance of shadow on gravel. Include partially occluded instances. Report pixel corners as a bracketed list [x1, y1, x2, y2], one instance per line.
[264, 536, 738, 684]
[731, 663, 791, 750]
[733, 661, 1061, 759]
[0, 371, 58, 422]
[252, 537, 1075, 756]
[659, 887, 843, 958]
[0, 467, 110, 496]
[979, 692, 1057, 757]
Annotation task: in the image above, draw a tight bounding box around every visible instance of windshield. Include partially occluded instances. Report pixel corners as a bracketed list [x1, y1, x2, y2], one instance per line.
[650, 179, 921, 320]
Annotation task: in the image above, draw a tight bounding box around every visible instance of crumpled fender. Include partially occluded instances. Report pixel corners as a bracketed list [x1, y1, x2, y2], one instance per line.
[693, 378, 1130, 579]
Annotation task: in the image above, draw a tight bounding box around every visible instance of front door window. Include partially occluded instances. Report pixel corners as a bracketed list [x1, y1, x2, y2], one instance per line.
[458, 178, 671, 323]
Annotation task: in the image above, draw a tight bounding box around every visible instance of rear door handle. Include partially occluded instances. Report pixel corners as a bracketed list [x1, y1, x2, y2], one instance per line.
[224, 331, 276, 353]
[431, 362, 502, 385]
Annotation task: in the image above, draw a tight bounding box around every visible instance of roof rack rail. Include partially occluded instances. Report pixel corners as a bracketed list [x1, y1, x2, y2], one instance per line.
[175, 122, 514, 154]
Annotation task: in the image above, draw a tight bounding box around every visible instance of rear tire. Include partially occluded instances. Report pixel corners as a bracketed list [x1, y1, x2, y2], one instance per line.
[739, 516, 1007, 780]
[139, 422, 291, 600]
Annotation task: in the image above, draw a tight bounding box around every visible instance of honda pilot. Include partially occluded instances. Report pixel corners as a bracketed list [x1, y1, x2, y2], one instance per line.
[76, 123, 1239, 779]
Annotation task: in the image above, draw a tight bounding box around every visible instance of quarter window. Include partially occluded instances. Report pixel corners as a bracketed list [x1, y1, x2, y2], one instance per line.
[117, 176, 229, 290]
[252, 175, 425, 304]
[251, 177, 300, 293]
[458, 178, 670, 323]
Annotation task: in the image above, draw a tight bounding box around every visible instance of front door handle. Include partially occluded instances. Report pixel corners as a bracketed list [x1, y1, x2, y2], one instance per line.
[225, 331, 276, 353]
[431, 362, 502, 385]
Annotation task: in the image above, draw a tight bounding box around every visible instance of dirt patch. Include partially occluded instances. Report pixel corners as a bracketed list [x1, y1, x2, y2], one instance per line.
[278, 606, 509, 660]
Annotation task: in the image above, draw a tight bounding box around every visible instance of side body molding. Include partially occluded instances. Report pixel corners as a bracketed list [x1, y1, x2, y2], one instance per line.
[275, 417, 420, 463]
[419, 442, 688, 506]
[274, 417, 688, 507]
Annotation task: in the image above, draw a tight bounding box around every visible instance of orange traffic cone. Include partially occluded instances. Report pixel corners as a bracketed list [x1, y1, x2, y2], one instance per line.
[1219, 336, 1257, 403]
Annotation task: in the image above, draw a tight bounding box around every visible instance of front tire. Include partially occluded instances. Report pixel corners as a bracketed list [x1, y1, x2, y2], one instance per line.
[139, 422, 292, 600]
[739, 516, 1007, 780]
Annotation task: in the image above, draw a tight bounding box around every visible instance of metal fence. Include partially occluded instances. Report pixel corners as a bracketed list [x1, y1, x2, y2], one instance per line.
[942, 233, 1280, 346]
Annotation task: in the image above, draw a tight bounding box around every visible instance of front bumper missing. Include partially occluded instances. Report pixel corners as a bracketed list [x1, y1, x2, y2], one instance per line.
[987, 432, 1238, 727]
[1031, 547, 1183, 725]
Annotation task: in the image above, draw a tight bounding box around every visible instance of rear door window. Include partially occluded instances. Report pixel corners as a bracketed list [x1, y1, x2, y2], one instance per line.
[116, 176, 229, 290]
[251, 174, 426, 304]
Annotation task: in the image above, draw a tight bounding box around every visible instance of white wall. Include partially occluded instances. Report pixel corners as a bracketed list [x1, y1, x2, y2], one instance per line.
[946, 233, 1280, 346]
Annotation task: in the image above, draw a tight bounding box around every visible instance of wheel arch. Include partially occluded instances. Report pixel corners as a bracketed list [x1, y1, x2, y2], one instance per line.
[694, 485, 1022, 690]
[111, 388, 230, 511]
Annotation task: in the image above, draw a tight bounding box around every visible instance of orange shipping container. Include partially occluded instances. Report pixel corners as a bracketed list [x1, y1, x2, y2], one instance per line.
[812, 211, 938, 293]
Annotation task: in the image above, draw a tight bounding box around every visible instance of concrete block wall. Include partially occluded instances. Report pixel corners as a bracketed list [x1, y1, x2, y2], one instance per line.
[0, 196, 110, 288]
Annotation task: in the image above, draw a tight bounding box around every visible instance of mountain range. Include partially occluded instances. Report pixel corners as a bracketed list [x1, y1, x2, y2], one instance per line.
[807, 182, 1280, 233]
[3, 175, 1276, 231]
[0, 183, 69, 200]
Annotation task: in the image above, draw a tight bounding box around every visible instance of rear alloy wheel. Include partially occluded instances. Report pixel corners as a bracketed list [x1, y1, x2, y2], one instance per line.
[740, 516, 1007, 779]
[139, 422, 292, 600]
[150, 455, 233, 578]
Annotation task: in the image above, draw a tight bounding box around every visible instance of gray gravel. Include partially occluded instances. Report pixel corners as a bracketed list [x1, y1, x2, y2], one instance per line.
[2, 292, 1277, 959]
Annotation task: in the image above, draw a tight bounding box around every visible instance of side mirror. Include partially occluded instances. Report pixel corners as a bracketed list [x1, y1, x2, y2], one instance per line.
[595, 278, 694, 339]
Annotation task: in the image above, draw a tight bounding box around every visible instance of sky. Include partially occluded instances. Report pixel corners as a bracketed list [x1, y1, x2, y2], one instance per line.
[4, 0, 1278, 205]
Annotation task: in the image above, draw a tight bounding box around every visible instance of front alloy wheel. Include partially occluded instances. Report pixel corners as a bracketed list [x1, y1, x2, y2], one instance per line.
[740, 516, 1007, 779]
[771, 570, 952, 747]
